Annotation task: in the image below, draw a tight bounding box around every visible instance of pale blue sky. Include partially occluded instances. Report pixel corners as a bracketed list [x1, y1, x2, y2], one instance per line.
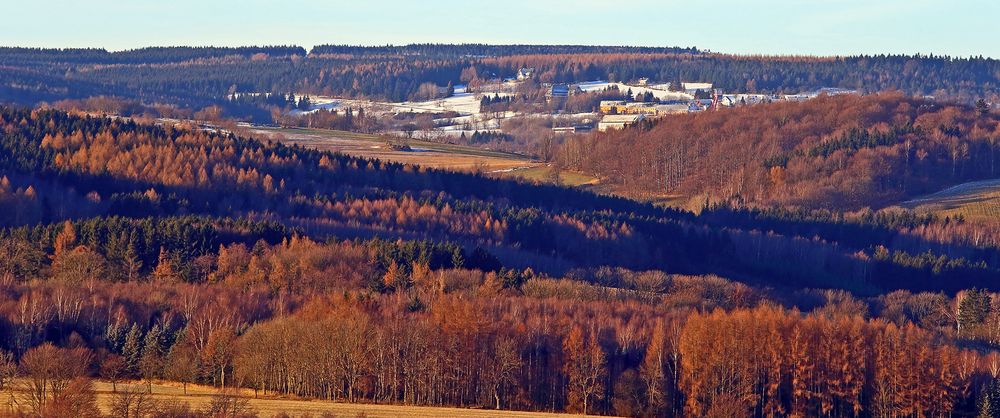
[3, 0, 997, 58]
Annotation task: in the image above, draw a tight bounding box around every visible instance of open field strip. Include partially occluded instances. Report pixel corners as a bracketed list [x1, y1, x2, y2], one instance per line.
[897, 178, 1000, 220]
[248, 125, 538, 173]
[83, 380, 606, 418]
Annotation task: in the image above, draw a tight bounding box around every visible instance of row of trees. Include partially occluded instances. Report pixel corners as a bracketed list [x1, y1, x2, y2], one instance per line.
[1, 272, 998, 416]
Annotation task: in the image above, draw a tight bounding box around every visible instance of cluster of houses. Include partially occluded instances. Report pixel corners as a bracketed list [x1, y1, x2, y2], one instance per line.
[593, 84, 858, 131]
[500, 68, 859, 132]
[598, 100, 696, 115]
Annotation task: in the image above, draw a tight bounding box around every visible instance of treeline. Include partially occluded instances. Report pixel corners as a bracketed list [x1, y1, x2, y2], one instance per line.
[468, 53, 1000, 101]
[273, 107, 381, 133]
[0, 216, 289, 283]
[2, 45, 998, 123]
[561, 93, 1000, 210]
[0, 46, 306, 65]
[309, 43, 701, 57]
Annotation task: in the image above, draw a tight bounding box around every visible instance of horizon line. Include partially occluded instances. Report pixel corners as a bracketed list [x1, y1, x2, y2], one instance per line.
[0, 43, 996, 61]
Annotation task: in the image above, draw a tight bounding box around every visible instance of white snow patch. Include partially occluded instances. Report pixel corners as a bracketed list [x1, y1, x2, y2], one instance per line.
[576, 81, 693, 102]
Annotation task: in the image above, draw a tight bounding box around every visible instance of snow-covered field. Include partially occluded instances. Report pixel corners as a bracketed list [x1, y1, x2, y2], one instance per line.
[393, 92, 483, 115]
[576, 81, 693, 102]
[304, 91, 515, 117]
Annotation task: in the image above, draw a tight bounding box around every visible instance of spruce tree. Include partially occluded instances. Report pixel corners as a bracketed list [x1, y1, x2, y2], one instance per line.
[140, 324, 165, 393]
[981, 379, 1000, 418]
[978, 99, 991, 116]
[121, 323, 143, 377]
[958, 288, 992, 336]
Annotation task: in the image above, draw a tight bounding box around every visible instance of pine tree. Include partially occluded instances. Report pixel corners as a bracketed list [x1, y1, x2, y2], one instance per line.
[978, 99, 991, 116]
[981, 379, 1000, 418]
[139, 325, 164, 393]
[958, 288, 992, 336]
[121, 324, 143, 377]
[669, 75, 684, 92]
[122, 241, 143, 282]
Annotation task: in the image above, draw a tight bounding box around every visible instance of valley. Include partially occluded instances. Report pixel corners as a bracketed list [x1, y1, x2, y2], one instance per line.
[0, 34, 999, 418]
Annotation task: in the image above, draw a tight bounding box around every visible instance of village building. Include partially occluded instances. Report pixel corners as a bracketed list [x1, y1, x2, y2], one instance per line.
[783, 94, 812, 102]
[654, 103, 691, 114]
[599, 100, 627, 113]
[598, 114, 645, 131]
[620, 102, 659, 114]
[547, 84, 569, 98]
[816, 87, 858, 96]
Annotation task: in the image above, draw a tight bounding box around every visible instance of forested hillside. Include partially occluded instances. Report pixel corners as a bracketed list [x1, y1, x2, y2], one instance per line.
[1, 45, 998, 121]
[6, 106, 1000, 416]
[5, 105, 1000, 293]
[561, 93, 1000, 211]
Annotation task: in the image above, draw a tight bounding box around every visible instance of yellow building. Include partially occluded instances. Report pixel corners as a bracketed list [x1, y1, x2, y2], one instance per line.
[621, 102, 658, 115]
[599, 100, 626, 113]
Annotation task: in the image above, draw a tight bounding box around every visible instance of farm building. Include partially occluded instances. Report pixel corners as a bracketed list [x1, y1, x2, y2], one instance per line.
[547, 84, 570, 98]
[598, 114, 645, 131]
[655, 103, 690, 114]
[517, 67, 535, 81]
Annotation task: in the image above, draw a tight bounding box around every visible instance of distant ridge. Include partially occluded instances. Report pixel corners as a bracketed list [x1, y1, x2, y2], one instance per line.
[308, 43, 701, 57]
[0, 45, 307, 64]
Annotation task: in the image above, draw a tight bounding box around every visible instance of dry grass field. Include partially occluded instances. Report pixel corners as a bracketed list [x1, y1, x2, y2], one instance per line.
[80, 380, 606, 418]
[506, 165, 599, 187]
[248, 126, 538, 173]
[897, 179, 1000, 221]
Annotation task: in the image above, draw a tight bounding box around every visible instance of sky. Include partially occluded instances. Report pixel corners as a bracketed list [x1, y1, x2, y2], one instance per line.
[3, 0, 997, 58]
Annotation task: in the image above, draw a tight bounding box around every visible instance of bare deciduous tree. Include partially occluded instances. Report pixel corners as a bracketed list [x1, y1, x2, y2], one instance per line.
[109, 384, 160, 418]
[18, 343, 92, 413]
